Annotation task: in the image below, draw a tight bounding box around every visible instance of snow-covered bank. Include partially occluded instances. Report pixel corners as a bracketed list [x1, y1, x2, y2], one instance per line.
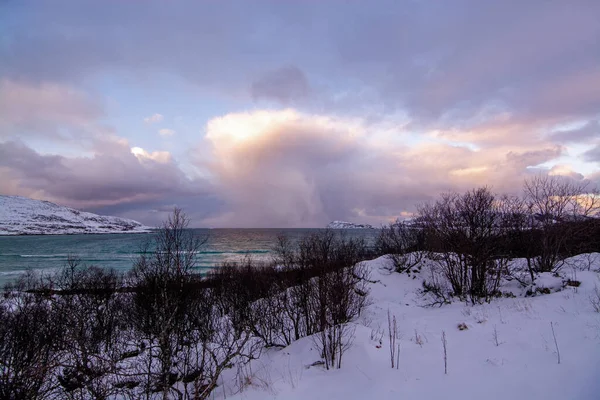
[220, 255, 600, 400]
[0, 196, 152, 235]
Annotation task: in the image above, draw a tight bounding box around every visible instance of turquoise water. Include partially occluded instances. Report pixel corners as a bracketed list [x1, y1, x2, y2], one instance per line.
[0, 229, 377, 286]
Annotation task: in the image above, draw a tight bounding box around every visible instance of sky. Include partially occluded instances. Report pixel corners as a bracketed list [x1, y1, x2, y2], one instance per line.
[1, 0, 599, 228]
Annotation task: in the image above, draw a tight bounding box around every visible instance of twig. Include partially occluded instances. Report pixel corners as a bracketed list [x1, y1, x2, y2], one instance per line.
[441, 330, 447, 374]
[550, 322, 560, 364]
[492, 325, 499, 347]
[387, 310, 398, 368]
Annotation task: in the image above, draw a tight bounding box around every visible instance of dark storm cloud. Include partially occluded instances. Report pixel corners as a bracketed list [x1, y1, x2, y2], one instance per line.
[0, 140, 214, 216]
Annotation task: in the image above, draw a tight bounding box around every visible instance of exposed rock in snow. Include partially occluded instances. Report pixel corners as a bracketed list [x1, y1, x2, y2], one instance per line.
[0, 196, 152, 235]
[326, 220, 375, 229]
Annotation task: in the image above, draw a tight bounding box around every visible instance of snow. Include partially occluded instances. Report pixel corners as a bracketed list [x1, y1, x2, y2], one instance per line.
[0, 195, 153, 235]
[327, 220, 375, 229]
[217, 255, 600, 400]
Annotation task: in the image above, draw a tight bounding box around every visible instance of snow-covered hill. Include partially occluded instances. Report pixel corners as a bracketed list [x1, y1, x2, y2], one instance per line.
[327, 220, 375, 229]
[0, 196, 152, 235]
[222, 254, 600, 400]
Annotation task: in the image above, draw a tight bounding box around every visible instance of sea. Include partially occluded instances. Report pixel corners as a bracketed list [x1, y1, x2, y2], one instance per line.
[0, 229, 378, 287]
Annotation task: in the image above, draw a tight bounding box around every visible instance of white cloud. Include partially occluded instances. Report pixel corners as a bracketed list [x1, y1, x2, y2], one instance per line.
[144, 113, 164, 124]
[158, 128, 175, 136]
[130, 146, 171, 163]
[198, 108, 596, 227]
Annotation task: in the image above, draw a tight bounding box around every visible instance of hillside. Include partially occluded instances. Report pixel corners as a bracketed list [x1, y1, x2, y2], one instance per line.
[0, 195, 152, 235]
[223, 254, 600, 400]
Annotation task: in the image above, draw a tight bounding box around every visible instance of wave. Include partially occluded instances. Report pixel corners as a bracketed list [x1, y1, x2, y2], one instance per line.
[18, 254, 71, 258]
[0, 267, 61, 276]
[2, 250, 268, 258]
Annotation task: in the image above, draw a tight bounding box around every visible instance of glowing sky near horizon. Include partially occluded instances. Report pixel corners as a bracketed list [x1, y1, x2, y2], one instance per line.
[0, 0, 599, 227]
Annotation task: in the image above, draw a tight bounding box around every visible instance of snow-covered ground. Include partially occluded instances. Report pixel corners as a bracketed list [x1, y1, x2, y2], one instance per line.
[218, 255, 600, 400]
[0, 195, 152, 235]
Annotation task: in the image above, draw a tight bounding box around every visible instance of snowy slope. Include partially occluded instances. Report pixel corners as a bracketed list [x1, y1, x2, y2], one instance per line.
[218, 255, 600, 400]
[0, 196, 152, 235]
[327, 220, 375, 229]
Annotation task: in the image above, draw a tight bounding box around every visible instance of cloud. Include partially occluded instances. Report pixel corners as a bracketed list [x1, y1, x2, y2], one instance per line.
[0, 139, 209, 217]
[144, 113, 164, 124]
[583, 145, 600, 163]
[251, 66, 310, 104]
[3, 1, 599, 125]
[1, 1, 599, 227]
[130, 146, 171, 163]
[0, 79, 103, 140]
[548, 164, 585, 180]
[199, 109, 571, 227]
[551, 120, 600, 143]
[158, 128, 175, 136]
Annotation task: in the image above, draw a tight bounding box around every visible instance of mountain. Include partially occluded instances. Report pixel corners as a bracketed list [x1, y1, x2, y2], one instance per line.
[0, 196, 152, 235]
[326, 220, 375, 229]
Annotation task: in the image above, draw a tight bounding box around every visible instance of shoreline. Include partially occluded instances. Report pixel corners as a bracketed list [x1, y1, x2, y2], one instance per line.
[0, 230, 155, 237]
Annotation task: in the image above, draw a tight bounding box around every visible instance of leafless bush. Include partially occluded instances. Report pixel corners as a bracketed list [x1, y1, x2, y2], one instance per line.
[523, 175, 600, 273]
[126, 209, 261, 399]
[312, 322, 356, 370]
[272, 231, 370, 339]
[417, 187, 512, 303]
[0, 275, 63, 400]
[421, 265, 452, 306]
[370, 324, 384, 345]
[51, 258, 131, 400]
[128, 209, 210, 398]
[310, 261, 369, 369]
[271, 231, 370, 369]
[0, 214, 374, 397]
[376, 222, 424, 274]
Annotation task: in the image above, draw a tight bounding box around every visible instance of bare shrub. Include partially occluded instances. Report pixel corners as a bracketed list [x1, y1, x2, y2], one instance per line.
[523, 175, 600, 273]
[271, 230, 370, 369]
[376, 222, 424, 274]
[128, 209, 209, 398]
[311, 261, 369, 369]
[0, 275, 63, 400]
[421, 265, 452, 306]
[127, 209, 260, 399]
[312, 323, 356, 370]
[417, 187, 511, 303]
[51, 258, 130, 400]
